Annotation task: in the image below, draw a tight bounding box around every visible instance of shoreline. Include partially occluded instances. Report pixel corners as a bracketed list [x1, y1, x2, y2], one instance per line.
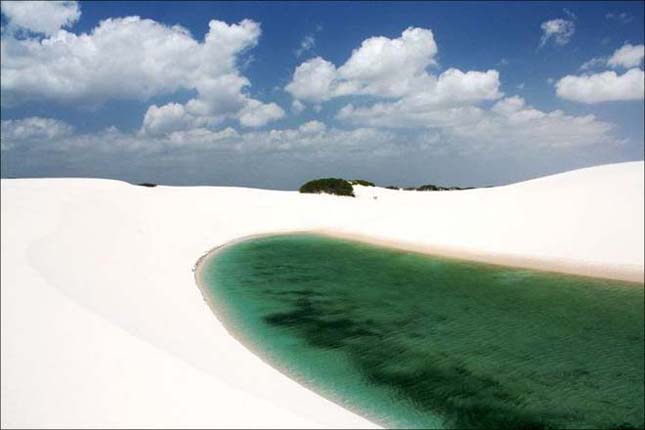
[314, 229, 644, 284]
[193, 231, 387, 428]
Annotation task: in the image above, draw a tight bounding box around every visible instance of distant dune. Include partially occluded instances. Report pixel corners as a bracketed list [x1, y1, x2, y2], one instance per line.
[1, 161, 643, 428]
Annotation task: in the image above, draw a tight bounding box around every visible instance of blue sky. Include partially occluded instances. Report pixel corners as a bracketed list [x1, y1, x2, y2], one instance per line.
[1, 1, 643, 189]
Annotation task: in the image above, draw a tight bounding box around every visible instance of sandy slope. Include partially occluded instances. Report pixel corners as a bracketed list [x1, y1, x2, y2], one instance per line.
[1, 161, 643, 428]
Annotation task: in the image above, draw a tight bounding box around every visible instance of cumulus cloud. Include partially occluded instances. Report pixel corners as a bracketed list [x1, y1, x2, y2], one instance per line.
[1, 1, 80, 36]
[285, 57, 339, 103]
[1, 116, 74, 150]
[286, 27, 440, 102]
[555, 68, 644, 103]
[238, 100, 285, 128]
[286, 27, 500, 105]
[336, 27, 437, 94]
[578, 44, 644, 72]
[141, 103, 214, 136]
[607, 43, 645, 69]
[298, 120, 326, 134]
[1, 16, 284, 128]
[291, 99, 305, 114]
[539, 19, 575, 47]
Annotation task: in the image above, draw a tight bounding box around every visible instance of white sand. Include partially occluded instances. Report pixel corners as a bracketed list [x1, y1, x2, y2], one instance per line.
[1, 161, 643, 428]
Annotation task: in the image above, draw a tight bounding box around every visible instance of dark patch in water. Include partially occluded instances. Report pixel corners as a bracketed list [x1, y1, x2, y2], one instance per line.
[263, 295, 559, 429]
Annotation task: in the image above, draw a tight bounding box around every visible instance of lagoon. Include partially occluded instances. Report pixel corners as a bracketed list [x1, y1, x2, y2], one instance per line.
[200, 234, 644, 429]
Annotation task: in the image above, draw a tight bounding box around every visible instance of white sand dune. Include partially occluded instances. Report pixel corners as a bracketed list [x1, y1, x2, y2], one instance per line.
[1, 161, 643, 428]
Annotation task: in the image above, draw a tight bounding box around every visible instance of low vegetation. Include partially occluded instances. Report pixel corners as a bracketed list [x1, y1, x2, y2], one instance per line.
[397, 184, 474, 191]
[299, 178, 355, 197]
[137, 183, 158, 187]
[350, 179, 375, 187]
[298, 177, 475, 196]
[415, 184, 474, 191]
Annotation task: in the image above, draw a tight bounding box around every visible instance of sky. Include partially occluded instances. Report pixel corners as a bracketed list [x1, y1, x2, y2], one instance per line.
[1, 1, 643, 189]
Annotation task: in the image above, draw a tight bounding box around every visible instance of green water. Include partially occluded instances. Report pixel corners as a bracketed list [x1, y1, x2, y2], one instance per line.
[201, 234, 644, 429]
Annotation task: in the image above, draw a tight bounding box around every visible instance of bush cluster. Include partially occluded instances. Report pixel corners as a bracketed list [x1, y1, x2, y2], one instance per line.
[299, 178, 355, 197]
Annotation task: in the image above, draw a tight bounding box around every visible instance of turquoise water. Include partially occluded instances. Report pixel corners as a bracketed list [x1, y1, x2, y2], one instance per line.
[201, 234, 644, 429]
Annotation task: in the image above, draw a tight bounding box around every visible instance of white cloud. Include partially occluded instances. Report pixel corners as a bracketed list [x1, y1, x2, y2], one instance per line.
[286, 27, 440, 102]
[291, 99, 305, 114]
[555, 68, 644, 103]
[337, 102, 486, 130]
[334, 67, 502, 129]
[335, 27, 437, 95]
[1, 1, 80, 36]
[165, 127, 240, 147]
[607, 43, 645, 69]
[578, 44, 643, 72]
[539, 19, 575, 47]
[606, 12, 633, 24]
[1, 16, 284, 128]
[238, 125, 397, 155]
[1, 103, 618, 167]
[429, 68, 501, 104]
[141, 103, 214, 136]
[298, 120, 326, 134]
[286, 27, 500, 106]
[1, 21, 622, 162]
[285, 57, 338, 103]
[1, 116, 74, 150]
[1, 115, 399, 158]
[295, 34, 315, 57]
[451, 96, 614, 148]
[1, 17, 249, 102]
[238, 100, 285, 128]
[338, 94, 615, 149]
[284, 25, 613, 152]
[580, 57, 607, 71]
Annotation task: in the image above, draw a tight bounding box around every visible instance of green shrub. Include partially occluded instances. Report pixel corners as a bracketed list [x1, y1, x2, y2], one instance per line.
[415, 184, 474, 191]
[299, 178, 355, 197]
[416, 184, 444, 191]
[350, 179, 375, 187]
